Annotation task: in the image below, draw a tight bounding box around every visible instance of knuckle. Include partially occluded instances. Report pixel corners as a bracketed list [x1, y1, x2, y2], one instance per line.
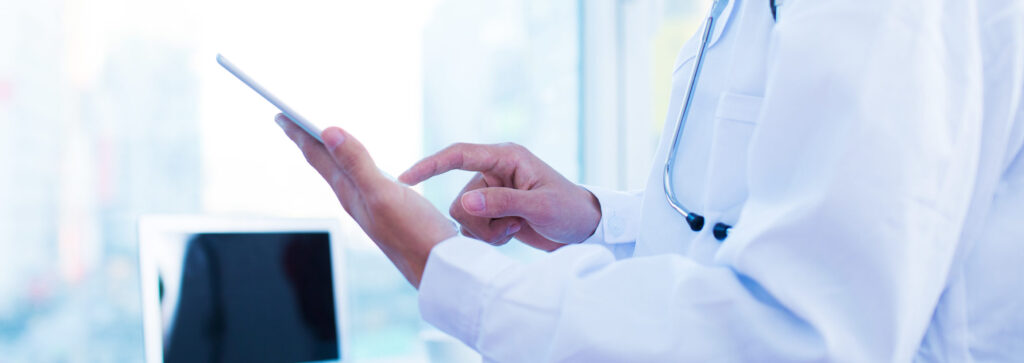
[503, 142, 528, 155]
[482, 230, 504, 244]
[485, 230, 512, 246]
[429, 158, 444, 175]
[449, 201, 463, 219]
[460, 221, 499, 243]
[436, 143, 469, 170]
[447, 142, 470, 156]
[328, 173, 345, 190]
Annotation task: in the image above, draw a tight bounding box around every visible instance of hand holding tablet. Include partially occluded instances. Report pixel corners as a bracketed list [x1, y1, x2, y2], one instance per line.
[217, 53, 459, 288]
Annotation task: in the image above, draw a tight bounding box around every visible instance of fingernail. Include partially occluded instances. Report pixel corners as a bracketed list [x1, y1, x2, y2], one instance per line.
[506, 223, 521, 236]
[463, 191, 486, 213]
[275, 114, 287, 128]
[322, 128, 345, 150]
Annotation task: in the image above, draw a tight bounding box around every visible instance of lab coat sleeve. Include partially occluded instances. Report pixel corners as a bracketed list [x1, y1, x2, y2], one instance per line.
[418, 0, 982, 361]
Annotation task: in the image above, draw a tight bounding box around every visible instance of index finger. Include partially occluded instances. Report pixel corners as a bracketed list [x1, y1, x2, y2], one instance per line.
[399, 143, 503, 185]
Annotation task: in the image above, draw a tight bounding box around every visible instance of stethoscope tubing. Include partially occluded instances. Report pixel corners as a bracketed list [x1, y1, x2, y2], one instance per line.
[663, 11, 716, 218]
[663, 0, 732, 239]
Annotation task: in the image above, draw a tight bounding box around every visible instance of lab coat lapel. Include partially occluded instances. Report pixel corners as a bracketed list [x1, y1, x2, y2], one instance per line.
[700, 0, 776, 229]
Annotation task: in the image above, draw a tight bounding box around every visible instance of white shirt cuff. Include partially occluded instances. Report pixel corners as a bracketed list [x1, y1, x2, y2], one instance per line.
[418, 236, 519, 348]
[579, 185, 642, 244]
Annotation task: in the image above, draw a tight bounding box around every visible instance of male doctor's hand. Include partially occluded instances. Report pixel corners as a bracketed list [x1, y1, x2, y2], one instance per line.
[399, 143, 601, 251]
[275, 114, 456, 288]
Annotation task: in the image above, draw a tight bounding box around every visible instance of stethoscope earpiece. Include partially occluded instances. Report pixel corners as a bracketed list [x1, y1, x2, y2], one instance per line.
[686, 214, 705, 232]
[712, 223, 731, 241]
[685, 214, 731, 241]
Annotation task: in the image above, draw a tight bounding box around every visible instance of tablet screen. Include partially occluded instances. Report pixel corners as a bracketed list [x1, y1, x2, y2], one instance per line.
[160, 232, 339, 363]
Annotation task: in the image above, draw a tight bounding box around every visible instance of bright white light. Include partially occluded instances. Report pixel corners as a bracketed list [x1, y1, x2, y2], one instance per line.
[196, 1, 440, 231]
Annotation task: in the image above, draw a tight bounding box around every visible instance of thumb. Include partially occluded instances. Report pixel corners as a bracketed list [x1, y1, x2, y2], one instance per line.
[321, 127, 383, 188]
[461, 187, 548, 220]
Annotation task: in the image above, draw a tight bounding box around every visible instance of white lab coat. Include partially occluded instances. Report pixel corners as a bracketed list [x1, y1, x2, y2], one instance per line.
[418, 0, 1024, 361]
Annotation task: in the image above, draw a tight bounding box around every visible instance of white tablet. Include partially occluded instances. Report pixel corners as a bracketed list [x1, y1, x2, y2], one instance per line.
[217, 54, 324, 143]
[138, 215, 348, 363]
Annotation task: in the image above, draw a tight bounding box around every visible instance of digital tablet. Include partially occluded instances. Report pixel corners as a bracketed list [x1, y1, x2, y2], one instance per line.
[217, 54, 324, 143]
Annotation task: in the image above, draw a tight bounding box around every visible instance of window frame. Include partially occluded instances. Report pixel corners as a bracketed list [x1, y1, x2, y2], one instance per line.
[578, 0, 662, 190]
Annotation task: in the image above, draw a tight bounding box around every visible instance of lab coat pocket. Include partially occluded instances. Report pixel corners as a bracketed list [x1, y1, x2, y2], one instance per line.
[704, 91, 764, 219]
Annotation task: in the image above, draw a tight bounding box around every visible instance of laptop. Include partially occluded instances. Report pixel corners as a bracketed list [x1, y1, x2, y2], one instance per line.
[138, 215, 348, 363]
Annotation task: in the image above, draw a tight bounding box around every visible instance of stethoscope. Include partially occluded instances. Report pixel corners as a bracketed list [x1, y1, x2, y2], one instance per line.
[663, 0, 777, 242]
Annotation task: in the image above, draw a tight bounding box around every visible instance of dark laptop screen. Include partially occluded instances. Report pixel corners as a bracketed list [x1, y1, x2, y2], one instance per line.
[161, 232, 339, 363]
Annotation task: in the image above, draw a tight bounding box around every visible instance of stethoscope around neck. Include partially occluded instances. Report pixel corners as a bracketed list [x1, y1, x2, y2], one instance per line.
[662, 0, 736, 242]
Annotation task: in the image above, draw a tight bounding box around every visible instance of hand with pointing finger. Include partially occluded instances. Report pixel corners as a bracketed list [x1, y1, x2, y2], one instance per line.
[275, 114, 456, 288]
[399, 143, 601, 252]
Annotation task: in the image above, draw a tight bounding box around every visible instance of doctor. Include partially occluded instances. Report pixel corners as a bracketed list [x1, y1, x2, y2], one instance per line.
[275, 0, 1024, 361]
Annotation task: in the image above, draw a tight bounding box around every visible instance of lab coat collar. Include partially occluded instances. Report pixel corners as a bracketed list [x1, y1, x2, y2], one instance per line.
[672, 0, 738, 75]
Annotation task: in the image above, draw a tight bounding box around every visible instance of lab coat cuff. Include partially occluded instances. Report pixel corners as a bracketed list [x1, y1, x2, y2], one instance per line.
[580, 185, 640, 244]
[419, 235, 519, 349]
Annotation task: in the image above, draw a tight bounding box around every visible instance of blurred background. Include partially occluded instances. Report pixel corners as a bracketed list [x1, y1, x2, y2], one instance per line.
[0, 0, 706, 361]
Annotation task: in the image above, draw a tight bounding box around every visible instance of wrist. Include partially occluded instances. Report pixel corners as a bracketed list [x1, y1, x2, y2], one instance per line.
[575, 186, 602, 243]
[407, 222, 458, 288]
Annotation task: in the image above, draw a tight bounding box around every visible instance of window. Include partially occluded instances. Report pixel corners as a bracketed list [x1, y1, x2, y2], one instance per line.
[0, 0, 702, 361]
[580, 0, 706, 190]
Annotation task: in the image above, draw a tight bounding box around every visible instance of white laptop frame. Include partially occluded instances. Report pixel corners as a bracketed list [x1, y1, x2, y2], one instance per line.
[138, 215, 349, 363]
